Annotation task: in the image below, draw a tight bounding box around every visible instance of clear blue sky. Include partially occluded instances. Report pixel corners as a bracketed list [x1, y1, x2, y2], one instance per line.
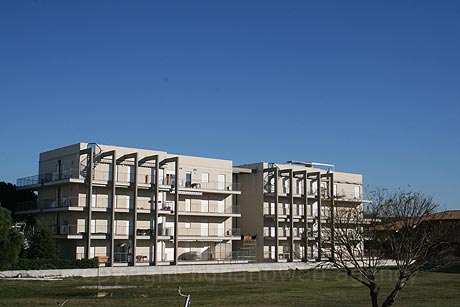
[1, 1, 459, 210]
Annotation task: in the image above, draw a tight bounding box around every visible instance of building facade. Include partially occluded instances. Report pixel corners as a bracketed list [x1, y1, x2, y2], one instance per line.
[234, 162, 365, 262]
[16, 143, 366, 265]
[16, 143, 241, 266]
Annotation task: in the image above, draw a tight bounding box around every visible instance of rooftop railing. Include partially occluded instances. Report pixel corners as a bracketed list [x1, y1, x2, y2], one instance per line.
[17, 168, 81, 187]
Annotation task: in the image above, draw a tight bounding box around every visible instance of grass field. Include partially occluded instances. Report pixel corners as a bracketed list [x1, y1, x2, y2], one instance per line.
[1, 269, 459, 307]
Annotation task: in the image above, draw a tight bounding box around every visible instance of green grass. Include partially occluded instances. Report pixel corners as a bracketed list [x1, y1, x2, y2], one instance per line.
[0, 269, 459, 307]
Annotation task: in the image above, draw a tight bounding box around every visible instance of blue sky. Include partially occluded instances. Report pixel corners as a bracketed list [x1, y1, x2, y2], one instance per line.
[1, 1, 459, 210]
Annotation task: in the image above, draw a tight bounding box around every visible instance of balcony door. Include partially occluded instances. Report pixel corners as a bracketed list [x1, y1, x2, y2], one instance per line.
[201, 219, 209, 236]
[218, 174, 225, 190]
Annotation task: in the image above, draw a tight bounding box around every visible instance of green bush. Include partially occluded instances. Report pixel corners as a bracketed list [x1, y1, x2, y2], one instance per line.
[11, 258, 98, 270]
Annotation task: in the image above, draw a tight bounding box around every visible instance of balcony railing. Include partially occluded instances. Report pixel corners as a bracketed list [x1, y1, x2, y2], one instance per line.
[136, 228, 154, 236]
[160, 178, 240, 192]
[179, 227, 240, 237]
[16, 196, 86, 212]
[179, 203, 240, 214]
[17, 169, 81, 187]
[157, 227, 174, 236]
[51, 224, 84, 236]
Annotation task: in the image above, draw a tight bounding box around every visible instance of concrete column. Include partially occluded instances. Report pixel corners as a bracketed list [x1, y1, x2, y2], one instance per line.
[274, 168, 279, 262]
[85, 147, 94, 259]
[300, 171, 308, 261]
[173, 157, 179, 265]
[110, 152, 116, 267]
[288, 169, 294, 262]
[153, 158, 159, 266]
[316, 172, 322, 261]
[329, 173, 335, 261]
[132, 154, 138, 266]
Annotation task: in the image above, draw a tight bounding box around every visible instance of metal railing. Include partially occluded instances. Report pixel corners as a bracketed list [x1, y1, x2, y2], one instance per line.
[17, 169, 81, 187]
[51, 224, 84, 236]
[179, 227, 240, 237]
[179, 203, 240, 214]
[136, 228, 154, 236]
[157, 227, 174, 236]
[160, 178, 240, 192]
[113, 252, 131, 263]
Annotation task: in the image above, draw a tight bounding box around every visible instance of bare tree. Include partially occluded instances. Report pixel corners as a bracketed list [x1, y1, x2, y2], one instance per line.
[322, 189, 449, 307]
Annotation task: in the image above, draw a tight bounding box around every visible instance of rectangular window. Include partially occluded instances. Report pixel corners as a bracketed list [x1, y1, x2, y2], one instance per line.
[283, 178, 288, 193]
[185, 172, 192, 188]
[354, 186, 361, 199]
[218, 174, 226, 190]
[310, 180, 317, 195]
[184, 219, 191, 229]
[296, 179, 302, 195]
[201, 172, 209, 183]
[185, 199, 191, 212]
[201, 219, 209, 236]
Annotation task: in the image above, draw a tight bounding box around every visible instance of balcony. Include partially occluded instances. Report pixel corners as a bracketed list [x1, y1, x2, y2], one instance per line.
[136, 228, 154, 238]
[178, 227, 240, 240]
[157, 227, 174, 237]
[179, 204, 240, 216]
[51, 224, 85, 238]
[15, 196, 85, 213]
[17, 169, 82, 188]
[160, 178, 241, 194]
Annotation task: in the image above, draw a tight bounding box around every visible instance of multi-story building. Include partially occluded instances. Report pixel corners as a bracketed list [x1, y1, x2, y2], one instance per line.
[16, 143, 241, 266]
[16, 143, 366, 265]
[233, 161, 365, 262]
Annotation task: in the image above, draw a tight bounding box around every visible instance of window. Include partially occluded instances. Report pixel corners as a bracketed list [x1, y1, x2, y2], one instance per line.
[296, 179, 302, 195]
[283, 178, 288, 193]
[310, 180, 317, 195]
[184, 219, 191, 229]
[201, 199, 209, 212]
[218, 174, 226, 190]
[354, 186, 361, 199]
[185, 172, 192, 188]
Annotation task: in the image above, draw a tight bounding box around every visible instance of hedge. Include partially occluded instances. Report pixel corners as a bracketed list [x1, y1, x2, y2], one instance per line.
[11, 258, 99, 270]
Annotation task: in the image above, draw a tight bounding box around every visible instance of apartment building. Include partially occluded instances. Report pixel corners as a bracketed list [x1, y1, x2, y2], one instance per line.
[233, 162, 365, 262]
[16, 143, 366, 265]
[16, 143, 241, 266]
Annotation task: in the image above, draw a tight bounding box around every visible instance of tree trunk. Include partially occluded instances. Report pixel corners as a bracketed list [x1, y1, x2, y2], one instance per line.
[381, 279, 404, 307]
[369, 282, 379, 307]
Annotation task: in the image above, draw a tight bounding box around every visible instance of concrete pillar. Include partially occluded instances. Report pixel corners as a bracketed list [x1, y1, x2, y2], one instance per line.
[316, 172, 322, 261]
[153, 158, 159, 266]
[132, 154, 138, 266]
[274, 168, 279, 262]
[85, 147, 94, 259]
[329, 173, 335, 261]
[110, 151, 116, 267]
[173, 157, 179, 265]
[288, 169, 294, 262]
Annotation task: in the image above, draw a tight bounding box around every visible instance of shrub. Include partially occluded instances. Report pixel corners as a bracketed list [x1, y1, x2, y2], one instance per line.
[11, 258, 98, 270]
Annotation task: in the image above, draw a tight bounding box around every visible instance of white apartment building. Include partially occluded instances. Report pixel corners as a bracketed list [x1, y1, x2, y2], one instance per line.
[233, 162, 365, 262]
[16, 143, 366, 265]
[16, 143, 241, 266]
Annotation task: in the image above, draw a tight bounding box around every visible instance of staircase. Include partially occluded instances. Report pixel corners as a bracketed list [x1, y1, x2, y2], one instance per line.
[80, 143, 103, 180]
